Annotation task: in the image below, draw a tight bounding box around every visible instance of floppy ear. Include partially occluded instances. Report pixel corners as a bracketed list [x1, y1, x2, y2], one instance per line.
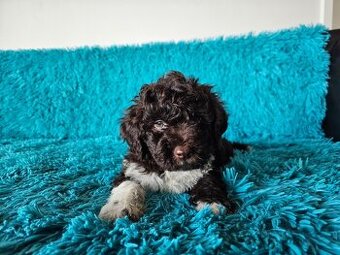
[211, 93, 228, 137]
[198, 84, 228, 138]
[120, 104, 147, 161]
[201, 85, 228, 137]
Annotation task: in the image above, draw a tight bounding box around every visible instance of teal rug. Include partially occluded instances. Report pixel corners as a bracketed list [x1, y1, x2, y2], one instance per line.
[0, 138, 339, 254]
[0, 25, 339, 254]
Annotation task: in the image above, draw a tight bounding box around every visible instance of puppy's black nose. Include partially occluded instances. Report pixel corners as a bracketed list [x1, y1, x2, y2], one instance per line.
[174, 146, 185, 159]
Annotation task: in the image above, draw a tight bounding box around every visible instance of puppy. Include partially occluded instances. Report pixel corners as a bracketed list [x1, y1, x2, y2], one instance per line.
[99, 71, 247, 221]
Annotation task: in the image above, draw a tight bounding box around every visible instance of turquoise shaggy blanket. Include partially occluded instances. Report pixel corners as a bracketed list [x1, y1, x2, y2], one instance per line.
[1, 25, 339, 254]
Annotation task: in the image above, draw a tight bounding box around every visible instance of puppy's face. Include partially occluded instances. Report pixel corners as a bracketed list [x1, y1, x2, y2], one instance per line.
[121, 71, 227, 171]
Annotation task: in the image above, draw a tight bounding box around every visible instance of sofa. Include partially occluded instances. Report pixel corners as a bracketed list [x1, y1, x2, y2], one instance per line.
[0, 25, 339, 254]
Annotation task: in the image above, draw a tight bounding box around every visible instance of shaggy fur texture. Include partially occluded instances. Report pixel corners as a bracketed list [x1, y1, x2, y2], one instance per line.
[0, 25, 329, 143]
[99, 72, 244, 221]
[120, 71, 232, 171]
[0, 25, 338, 254]
[0, 138, 339, 254]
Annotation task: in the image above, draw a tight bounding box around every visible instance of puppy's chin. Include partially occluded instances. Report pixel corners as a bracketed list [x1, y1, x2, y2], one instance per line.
[151, 151, 210, 171]
[169, 158, 206, 171]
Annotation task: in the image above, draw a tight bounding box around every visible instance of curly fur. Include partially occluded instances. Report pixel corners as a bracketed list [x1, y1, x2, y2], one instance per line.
[100, 71, 247, 221]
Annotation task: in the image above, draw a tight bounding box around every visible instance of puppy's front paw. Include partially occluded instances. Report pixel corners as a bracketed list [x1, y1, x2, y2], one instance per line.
[99, 200, 144, 222]
[99, 181, 145, 222]
[195, 201, 225, 215]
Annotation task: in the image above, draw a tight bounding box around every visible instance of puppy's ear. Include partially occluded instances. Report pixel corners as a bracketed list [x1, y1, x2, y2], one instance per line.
[211, 93, 228, 136]
[120, 104, 147, 161]
[201, 86, 228, 137]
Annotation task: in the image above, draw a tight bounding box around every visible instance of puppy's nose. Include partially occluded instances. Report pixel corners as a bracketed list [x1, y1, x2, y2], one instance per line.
[174, 146, 185, 159]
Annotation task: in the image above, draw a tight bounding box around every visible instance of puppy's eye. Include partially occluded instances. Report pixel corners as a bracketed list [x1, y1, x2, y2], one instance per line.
[154, 120, 168, 131]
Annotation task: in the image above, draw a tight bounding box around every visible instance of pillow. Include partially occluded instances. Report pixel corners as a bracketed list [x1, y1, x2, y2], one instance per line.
[0, 25, 330, 143]
[323, 29, 340, 141]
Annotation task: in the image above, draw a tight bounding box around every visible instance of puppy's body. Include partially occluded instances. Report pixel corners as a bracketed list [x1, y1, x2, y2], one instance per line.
[123, 158, 213, 193]
[99, 71, 246, 221]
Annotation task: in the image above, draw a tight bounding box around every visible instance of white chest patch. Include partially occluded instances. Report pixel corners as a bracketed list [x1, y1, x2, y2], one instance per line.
[123, 159, 213, 193]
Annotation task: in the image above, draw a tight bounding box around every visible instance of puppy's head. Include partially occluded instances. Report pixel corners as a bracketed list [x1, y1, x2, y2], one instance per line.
[121, 71, 227, 170]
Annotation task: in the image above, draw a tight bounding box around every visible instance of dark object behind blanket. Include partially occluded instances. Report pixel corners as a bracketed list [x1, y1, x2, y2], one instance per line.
[324, 29, 340, 141]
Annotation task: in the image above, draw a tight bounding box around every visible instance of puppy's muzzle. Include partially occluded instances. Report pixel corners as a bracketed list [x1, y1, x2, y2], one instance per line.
[174, 146, 186, 160]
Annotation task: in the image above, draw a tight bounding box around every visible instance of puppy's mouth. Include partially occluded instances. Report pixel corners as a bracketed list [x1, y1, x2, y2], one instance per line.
[172, 155, 207, 170]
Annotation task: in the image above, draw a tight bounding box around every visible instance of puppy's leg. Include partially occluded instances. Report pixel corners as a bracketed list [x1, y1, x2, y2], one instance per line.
[232, 142, 250, 152]
[217, 138, 249, 166]
[99, 176, 145, 222]
[188, 172, 235, 215]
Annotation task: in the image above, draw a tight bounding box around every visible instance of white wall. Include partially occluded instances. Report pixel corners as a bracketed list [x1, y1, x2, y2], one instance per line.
[0, 0, 336, 50]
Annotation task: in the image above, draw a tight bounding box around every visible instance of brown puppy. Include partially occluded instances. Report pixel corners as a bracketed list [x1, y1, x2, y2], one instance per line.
[99, 71, 247, 221]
